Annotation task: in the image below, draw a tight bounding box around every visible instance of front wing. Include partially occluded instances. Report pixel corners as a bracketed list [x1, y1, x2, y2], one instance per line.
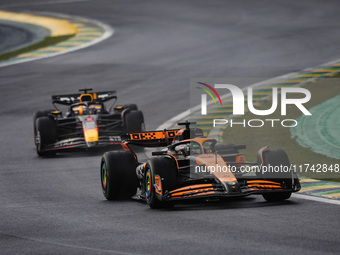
[41, 136, 123, 152]
[160, 179, 301, 201]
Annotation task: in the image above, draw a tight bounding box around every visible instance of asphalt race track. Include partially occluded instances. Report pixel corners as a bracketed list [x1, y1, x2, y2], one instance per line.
[1, 0, 340, 254]
[0, 24, 34, 54]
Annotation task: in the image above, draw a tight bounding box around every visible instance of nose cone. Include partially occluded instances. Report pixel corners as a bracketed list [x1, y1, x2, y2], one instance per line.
[84, 128, 98, 146]
[222, 181, 241, 194]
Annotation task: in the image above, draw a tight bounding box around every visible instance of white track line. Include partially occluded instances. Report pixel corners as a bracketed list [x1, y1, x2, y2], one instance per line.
[293, 193, 340, 205]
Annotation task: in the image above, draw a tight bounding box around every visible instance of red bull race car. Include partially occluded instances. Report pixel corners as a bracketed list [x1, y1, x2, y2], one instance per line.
[33, 88, 144, 156]
[100, 121, 301, 208]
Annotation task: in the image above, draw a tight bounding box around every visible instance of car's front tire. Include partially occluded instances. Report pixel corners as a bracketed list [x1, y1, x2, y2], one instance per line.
[262, 192, 291, 202]
[145, 157, 177, 209]
[33, 110, 53, 143]
[35, 116, 57, 156]
[33, 110, 54, 128]
[261, 149, 292, 202]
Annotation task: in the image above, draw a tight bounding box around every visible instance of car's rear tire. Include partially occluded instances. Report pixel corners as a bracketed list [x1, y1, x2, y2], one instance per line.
[124, 110, 145, 133]
[35, 117, 57, 156]
[101, 151, 138, 200]
[145, 157, 177, 209]
[261, 149, 292, 202]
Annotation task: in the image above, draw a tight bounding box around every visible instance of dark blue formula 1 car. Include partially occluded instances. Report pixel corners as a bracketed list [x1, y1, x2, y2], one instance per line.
[33, 88, 144, 156]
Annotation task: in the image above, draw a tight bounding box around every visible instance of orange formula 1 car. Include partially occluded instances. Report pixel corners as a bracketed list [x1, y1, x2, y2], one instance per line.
[100, 122, 301, 208]
[33, 88, 144, 156]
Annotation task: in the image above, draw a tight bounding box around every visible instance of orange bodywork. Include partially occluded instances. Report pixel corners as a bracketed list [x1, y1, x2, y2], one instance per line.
[195, 154, 237, 184]
[166, 154, 179, 169]
[83, 127, 98, 142]
[247, 180, 281, 185]
[154, 175, 162, 195]
[121, 142, 131, 151]
[72, 105, 84, 115]
[166, 137, 239, 198]
[249, 187, 283, 191]
[187, 137, 238, 184]
[129, 130, 178, 141]
[170, 184, 213, 194]
[258, 146, 268, 164]
[246, 180, 283, 190]
[79, 93, 93, 102]
[120, 142, 137, 160]
[170, 184, 215, 198]
[235, 155, 245, 167]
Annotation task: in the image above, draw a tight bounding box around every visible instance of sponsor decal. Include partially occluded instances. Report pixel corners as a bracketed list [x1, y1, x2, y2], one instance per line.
[130, 130, 177, 140]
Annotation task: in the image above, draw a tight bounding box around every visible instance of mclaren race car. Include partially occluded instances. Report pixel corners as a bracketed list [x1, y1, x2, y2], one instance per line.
[33, 88, 144, 156]
[100, 122, 301, 208]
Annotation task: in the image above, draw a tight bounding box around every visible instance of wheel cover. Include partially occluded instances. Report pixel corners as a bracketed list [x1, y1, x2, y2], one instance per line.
[35, 131, 41, 151]
[145, 170, 152, 197]
[101, 163, 107, 189]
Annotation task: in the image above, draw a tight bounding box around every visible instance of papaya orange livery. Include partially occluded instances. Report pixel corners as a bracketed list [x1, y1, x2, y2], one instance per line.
[100, 121, 301, 209]
[130, 130, 177, 140]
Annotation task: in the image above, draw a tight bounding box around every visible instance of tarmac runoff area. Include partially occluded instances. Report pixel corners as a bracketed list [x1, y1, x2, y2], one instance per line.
[291, 95, 340, 160]
[0, 10, 112, 67]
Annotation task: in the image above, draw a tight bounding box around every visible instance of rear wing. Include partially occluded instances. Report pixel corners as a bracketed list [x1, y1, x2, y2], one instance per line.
[52, 91, 116, 105]
[125, 129, 180, 147]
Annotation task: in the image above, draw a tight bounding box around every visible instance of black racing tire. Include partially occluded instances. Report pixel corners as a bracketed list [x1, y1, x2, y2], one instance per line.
[262, 192, 291, 202]
[35, 116, 57, 156]
[124, 110, 145, 133]
[261, 149, 292, 202]
[145, 157, 177, 209]
[101, 151, 138, 200]
[123, 104, 138, 111]
[33, 110, 53, 134]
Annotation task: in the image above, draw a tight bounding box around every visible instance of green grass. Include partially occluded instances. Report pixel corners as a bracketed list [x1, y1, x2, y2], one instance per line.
[222, 77, 340, 181]
[0, 35, 74, 61]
